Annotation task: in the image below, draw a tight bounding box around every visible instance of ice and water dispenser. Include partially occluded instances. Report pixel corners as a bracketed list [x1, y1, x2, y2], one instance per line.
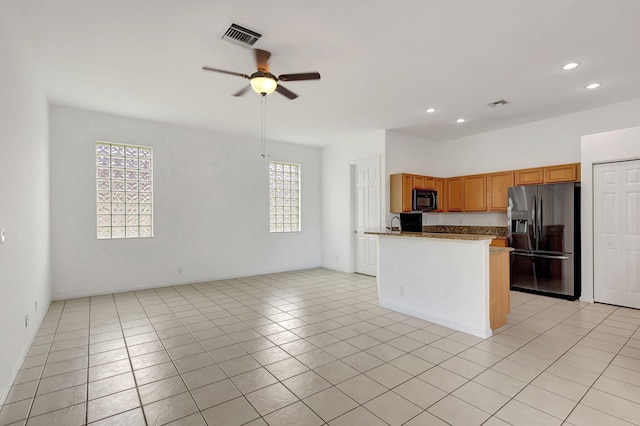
[511, 210, 529, 234]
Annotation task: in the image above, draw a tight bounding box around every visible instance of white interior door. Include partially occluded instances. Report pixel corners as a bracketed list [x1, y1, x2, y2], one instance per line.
[594, 159, 640, 308]
[353, 157, 380, 276]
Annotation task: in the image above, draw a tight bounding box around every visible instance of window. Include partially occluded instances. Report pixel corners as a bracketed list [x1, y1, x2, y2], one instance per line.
[269, 161, 300, 232]
[96, 142, 153, 239]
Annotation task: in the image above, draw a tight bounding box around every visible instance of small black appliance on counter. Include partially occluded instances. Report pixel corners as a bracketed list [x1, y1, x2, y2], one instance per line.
[400, 213, 423, 232]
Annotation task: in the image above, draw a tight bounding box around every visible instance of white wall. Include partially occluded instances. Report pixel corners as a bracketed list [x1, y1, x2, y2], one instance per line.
[580, 126, 640, 303]
[49, 105, 322, 299]
[0, 6, 51, 404]
[321, 132, 385, 272]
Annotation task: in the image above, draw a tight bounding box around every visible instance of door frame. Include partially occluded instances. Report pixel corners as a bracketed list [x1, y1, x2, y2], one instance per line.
[350, 156, 381, 274]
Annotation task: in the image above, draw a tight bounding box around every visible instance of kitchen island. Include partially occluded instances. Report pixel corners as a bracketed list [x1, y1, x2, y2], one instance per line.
[365, 229, 511, 338]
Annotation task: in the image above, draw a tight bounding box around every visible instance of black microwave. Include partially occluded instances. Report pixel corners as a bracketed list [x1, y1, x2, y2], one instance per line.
[412, 189, 438, 211]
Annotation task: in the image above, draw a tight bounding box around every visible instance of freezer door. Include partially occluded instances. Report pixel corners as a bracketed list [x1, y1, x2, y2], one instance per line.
[508, 186, 537, 251]
[537, 183, 577, 254]
[510, 252, 577, 298]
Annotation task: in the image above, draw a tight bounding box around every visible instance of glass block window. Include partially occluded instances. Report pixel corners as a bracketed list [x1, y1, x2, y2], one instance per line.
[96, 142, 153, 239]
[269, 161, 300, 232]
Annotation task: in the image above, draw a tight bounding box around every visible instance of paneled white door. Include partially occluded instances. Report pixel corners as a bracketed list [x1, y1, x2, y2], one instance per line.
[594, 160, 640, 308]
[353, 157, 380, 276]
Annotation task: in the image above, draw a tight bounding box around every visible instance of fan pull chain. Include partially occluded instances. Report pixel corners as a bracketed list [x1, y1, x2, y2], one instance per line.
[260, 95, 267, 158]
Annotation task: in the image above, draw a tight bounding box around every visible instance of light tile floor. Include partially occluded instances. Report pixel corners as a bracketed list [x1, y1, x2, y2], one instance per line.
[1, 268, 640, 425]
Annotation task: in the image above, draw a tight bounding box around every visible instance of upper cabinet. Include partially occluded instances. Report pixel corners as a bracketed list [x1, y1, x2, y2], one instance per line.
[514, 167, 544, 186]
[545, 163, 580, 183]
[515, 163, 580, 185]
[390, 174, 413, 213]
[390, 173, 438, 213]
[391, 163, 579, 214]
[487, 171, 514, 211]
[463, 174, 487, 211]
[446, 177, 463, 212]
[433, 178, 446, 212]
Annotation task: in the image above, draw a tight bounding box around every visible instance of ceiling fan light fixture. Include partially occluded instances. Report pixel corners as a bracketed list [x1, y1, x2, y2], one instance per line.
[250, 73, 278, 95]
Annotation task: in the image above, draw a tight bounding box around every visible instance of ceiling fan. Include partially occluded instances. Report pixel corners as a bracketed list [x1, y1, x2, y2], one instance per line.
[202, 48, 320, 100]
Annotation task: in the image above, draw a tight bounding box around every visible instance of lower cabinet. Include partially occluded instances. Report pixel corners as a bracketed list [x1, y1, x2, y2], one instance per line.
[490, 250, 510, 330]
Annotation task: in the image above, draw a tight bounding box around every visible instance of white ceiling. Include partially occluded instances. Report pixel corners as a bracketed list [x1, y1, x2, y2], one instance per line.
[7, 0, 640, 147]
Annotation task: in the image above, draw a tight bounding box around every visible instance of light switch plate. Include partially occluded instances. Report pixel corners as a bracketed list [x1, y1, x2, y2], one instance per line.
[0, 228, 5, 244]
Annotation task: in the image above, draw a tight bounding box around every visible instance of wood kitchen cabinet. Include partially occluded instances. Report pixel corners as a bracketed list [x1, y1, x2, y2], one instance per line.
[390, 174, 414, 213]
[487, 171, 514, 211]
[391, 162, 579, 215]
[490, 250, 510, 330]
[413, 175, 436, 189]
[515, 163, 580, 185]
[514, 167, 544, 185]
[433, 178, 445, 212]
[463, 174, 487, 211]
[391, 173, 440, 213]
[545, 163, 580, 183]
[446, 177, 463, 212]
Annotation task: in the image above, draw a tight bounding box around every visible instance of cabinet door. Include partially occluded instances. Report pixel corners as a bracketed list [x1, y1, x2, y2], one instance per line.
[433, 178, 445, 212]
[424, 176, 436, 189]
[487, 171, 514, 211]
[446, 177, 463, 212]
[412, 175, 426, 189]
[545, 163, 580, 183]
[463, 174, 487, 211]
[515, 168, 544, 185]
[402, 174, 413, 212]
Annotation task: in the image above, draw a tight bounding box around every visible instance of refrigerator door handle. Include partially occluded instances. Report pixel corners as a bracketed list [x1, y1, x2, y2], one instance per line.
[539, 197, 543, 243]
[511, 252, 571, 260]
[532, 195, 537, 240]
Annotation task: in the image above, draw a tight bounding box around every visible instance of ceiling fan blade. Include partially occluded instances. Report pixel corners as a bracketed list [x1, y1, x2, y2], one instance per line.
[254, 49, 271, 72]
[202, 66, 249, 79]
[278, 72, 321, 82]
[233, 85, 252, 97]
[275, 84, 298, 100]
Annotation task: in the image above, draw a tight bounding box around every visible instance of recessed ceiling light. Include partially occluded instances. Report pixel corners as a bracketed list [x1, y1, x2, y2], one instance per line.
[562, 62, 579, 70]
[585, 83, 601, 89]
[456, 118, 466, 124]
[426, 108, 436, 113]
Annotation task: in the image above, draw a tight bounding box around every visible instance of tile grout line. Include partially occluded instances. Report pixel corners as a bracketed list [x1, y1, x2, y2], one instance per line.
[110, 292, 150, 426]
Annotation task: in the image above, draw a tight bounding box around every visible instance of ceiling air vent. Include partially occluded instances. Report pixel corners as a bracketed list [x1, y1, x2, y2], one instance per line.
[488, 99, 508, 108]
[221, 23, 262, 47]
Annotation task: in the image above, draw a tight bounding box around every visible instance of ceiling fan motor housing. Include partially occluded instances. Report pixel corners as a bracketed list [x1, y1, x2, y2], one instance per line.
[250, 71, 278, 95]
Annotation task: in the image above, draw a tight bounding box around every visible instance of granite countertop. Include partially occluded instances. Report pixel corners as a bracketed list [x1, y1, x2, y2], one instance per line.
[423, 225, 508, 238]
[365, 229, 494, 241]
[490, 247, 514, 255]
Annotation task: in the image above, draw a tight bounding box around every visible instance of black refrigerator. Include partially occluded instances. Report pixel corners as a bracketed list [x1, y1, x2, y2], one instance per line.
[507, 182, 581, 300]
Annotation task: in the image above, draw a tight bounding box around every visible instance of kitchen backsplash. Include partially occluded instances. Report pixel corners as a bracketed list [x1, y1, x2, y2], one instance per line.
[424, 212, 507, 227]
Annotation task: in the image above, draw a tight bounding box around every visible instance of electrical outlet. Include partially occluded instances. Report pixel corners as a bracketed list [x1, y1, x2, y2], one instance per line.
[0, 227, 5, 244]
[35, 300, 38, 311]
[178, 267, 183, 274]
[25, 314, 29, 328]
[400, 286, 404, 296]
